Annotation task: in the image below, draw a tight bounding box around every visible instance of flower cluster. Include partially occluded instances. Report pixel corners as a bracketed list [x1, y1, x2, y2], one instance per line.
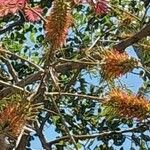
[93, 0, 109, 15]
[101, 50, 138, 80]
[24, 6, 43, 22]
[0, 0, 43, 22]
[45, 0, 73, 50]
[0, 100, 38, 137]
[103, 89, 150, 120]
[0, 102, 26, 137]
[73, 0, 109, 15]
[0, 0, 26, 17]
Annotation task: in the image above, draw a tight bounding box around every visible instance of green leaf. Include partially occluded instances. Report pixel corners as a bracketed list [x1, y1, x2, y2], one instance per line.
[30, 32, 36, 43]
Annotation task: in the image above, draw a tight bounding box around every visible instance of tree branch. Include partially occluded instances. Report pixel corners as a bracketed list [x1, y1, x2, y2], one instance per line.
[0, 80, 29, 95]
[114, 23, 150, 51]
[46, 92, 105, 102]
[48, 123, 148, 146]
[51, 96, 79, 150]
[0, 56, 18, 82]
[34, 122, 51, 150]
[15, 134, 29, 150]
[0, 59, 90, 98]
[55, 62, 86, 73]
[0, 11, 25, 35]
[0, 49, 44, 72]
[0, 71, 43, 99]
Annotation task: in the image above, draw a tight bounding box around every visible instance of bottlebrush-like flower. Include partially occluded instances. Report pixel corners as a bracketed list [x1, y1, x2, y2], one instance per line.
[101, 50, 138, 80]
[0, 103, 26, 137]
[0, 101, 39, 137]
[102, 89, 150, 120]
[0, 0, 26, 17]
[45, 0, 73, 49]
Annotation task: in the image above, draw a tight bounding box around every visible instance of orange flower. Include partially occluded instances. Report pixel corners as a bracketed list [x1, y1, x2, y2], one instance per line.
[103, 89, 150, 120]
[0, 103, 26, 137]
[101, 50, 138, 80]
[119, 12, 134, 26]
[0, 100, 39, 137]
[45, 0, 73, 49]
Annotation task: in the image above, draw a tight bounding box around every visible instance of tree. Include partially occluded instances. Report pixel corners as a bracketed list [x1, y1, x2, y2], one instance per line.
[0, 0, 150, 149]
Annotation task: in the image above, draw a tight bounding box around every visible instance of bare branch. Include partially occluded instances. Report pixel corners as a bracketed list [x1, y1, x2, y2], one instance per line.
[51, 96, 79, 150]
[48, 123, 148, 146]
[0, 71, 43, 99]
[0, 80, 29, 95]
[0, 56, 18, 82]
[0, 49, 44, 72]
[46, 92, 105, 102]
[59, 58, 103, 65]
[114, 23, 150, 51]
[0, 11, 25, 35]
[34, 122, 51, 150]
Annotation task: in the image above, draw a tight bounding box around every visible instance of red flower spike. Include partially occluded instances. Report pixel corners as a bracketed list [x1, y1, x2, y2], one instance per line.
[24, 6, 43, 22]
[94, 0, 109, 15]
[74, 0, 109, 15]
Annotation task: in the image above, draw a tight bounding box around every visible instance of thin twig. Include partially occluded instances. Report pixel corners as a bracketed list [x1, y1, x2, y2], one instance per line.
[141, 4, 150, 25]
[46, 92, 105, 102]
[14, 126, 26, 150]
[49, 67, 60, 92]
[51, 97, 79, 150]
[0, 70, 43, 99]
[110, 4, 141, 22]
[0, 56, 18, 82]
[64, 68, 81, 91]
[59, 58, 105, 66]
[140, 66, 150, 75]
[0, 11, 25, 35]
[48, 123, 148, 146]
[0, 80, 29, 95]
[41, 108, 58, 116]
[0, 49, 44, 72]
[87, 37, 100, 51]
[48, 64, 78, 148]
